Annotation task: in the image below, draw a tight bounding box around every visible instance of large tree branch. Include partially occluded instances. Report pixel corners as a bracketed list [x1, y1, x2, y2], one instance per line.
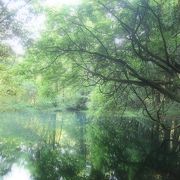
[47, 47, 180, 103]
[99, 1, 180, 74]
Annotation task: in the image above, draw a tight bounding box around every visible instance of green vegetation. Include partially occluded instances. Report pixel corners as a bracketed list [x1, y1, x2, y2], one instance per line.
[0, 0, 179, 179]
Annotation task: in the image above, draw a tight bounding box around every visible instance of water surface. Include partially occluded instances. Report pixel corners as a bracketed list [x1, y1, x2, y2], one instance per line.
[0, 110, 86, 179]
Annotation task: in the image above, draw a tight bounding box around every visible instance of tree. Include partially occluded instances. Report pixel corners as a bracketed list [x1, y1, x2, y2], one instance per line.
[0, 0, 41, 109]
[19, 0, 180, 179]
[31, 0, 180, 145]
[37, 0, 180, 103]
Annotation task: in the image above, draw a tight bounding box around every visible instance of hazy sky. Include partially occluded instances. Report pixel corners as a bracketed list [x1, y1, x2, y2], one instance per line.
[45, 0, 81, 7]
[3, 0, 81, 55]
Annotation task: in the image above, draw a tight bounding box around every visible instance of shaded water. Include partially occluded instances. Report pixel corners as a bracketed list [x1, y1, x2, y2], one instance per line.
[0, 110, 86, 179]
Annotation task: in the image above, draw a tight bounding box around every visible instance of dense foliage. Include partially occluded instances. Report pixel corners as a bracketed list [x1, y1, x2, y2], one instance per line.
[0, 0, 179, 180]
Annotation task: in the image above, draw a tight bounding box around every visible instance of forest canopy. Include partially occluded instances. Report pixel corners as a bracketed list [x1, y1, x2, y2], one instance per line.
[0, 0, 179, 180]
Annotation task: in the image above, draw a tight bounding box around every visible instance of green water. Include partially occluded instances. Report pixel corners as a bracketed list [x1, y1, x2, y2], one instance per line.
[0, 110, 87, 180]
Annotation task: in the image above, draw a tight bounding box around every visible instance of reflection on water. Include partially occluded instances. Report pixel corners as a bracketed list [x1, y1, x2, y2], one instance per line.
[3, 161, 32, 180]
[0, 110, 87, 179]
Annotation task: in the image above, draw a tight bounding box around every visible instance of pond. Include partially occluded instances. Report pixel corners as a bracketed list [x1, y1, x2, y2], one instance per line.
[3, 160, 32, 180]
[0, 110, 87, 179]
